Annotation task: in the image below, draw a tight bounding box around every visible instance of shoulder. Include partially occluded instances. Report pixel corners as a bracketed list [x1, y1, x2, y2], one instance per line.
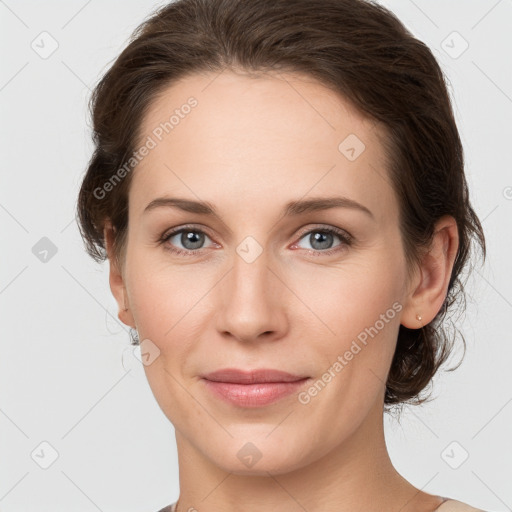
[438, 498, 489, 511]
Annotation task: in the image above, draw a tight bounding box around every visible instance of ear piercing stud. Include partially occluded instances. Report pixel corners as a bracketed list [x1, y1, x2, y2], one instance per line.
[416, 314, 422, 322]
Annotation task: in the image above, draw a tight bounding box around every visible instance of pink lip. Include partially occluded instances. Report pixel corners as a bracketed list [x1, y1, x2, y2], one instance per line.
[201, 368, 310, 407]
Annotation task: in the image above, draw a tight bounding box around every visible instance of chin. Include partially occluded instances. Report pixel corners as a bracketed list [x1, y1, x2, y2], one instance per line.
[219, 456, 306, 477]
[205, 435, 319, 476]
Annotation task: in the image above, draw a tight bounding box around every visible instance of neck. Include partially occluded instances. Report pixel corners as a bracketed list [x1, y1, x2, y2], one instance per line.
[173, 399, 440, 512]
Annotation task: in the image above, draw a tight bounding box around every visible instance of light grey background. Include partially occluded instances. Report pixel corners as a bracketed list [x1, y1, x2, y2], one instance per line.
[1, 1, 511, 511]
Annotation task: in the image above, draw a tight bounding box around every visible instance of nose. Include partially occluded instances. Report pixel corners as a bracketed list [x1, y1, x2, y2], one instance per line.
[215, 245, 288, 343]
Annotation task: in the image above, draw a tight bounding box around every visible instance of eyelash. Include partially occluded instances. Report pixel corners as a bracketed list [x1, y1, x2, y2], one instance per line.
[158, 224, 353, 257]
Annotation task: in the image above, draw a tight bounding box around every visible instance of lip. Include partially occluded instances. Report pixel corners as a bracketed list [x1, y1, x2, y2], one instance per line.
[201, 368, 310, 407]
[202, 368, 308, 384]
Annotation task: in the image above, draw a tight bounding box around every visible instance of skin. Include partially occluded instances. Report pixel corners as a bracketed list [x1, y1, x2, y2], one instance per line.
[104, 69, 459, 512]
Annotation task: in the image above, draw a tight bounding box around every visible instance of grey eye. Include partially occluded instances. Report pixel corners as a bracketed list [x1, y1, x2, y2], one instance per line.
[168, 230, 210, 250]
[296, 230, 342, 251]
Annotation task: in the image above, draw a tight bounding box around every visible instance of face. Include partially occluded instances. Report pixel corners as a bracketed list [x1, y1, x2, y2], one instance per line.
[115, 69, 414, 475]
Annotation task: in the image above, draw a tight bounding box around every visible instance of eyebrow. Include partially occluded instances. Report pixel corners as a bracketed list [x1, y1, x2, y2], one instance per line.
[143, 195, 374, 219]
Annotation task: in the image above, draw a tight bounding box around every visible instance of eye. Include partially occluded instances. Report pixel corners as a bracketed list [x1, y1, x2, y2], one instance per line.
[291, 226, 353, 256]
[159, 226, 217, 256]
[158, 224, 353, 257]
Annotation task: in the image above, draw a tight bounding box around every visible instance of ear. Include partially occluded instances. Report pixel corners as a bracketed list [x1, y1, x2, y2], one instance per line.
[401, 215, 459, 329]
[103, 220, 136, 329]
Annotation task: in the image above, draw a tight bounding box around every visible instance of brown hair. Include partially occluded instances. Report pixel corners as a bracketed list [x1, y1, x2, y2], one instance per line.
[76, 0, 486, 409]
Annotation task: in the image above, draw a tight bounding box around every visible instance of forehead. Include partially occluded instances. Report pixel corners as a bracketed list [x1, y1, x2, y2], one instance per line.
[131, 70, 395, 221]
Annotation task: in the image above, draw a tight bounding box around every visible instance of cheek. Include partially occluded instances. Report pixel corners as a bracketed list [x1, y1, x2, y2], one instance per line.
[289, 254, 404, 332]
[292, 256, 404, 395]
[295, 267, 402, 431]
[124, 248, 218, 391]
[126, 256, 210, 419]
[125, 245, 203, 334]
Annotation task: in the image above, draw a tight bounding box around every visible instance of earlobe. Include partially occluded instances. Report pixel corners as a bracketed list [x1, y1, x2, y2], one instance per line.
[103, 221, 136, 329]
[400, 216, 459, 329]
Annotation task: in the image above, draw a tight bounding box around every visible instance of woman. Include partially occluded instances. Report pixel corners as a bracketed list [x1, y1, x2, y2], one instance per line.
[76, 0, 487, 510]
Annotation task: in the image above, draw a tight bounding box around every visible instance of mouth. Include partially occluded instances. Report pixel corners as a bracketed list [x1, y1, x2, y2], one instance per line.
[202, 368, 309, 384]
[201, 368, 310, 407]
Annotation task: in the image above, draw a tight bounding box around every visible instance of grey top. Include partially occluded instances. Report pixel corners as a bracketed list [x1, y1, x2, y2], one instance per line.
[156, 504, 175, 512]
